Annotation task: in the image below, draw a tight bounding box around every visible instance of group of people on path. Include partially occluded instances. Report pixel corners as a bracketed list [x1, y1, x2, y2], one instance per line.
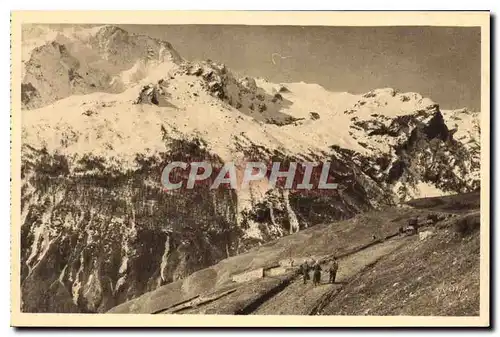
[300, 257, 339, 286]
[297, 216, 420, 288]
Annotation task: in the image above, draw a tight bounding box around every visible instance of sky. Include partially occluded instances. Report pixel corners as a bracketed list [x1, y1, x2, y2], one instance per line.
[121, 25, 481, 111]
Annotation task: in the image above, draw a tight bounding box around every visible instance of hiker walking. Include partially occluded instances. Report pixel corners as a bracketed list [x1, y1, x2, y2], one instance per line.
[328, 257, 339, 284]
[300, 261, 310, 284]
[312, 261, 322, 286]
[407, 216, 419, 235]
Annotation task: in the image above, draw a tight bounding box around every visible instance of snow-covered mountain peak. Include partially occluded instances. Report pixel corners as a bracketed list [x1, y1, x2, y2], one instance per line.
[21, 24, 183, 110]
[19, 25, 481, 314]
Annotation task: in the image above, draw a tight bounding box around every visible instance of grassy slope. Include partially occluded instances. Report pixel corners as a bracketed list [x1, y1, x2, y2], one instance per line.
[109, 193, 480, 316]
[406, 191, 480, 213]
[321, 212, 480, 316]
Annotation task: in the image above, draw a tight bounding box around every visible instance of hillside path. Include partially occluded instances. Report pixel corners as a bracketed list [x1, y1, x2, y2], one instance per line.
[252, 236, 410, 315]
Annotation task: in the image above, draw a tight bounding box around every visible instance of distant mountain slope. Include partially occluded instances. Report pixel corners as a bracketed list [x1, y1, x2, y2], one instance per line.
[20, 25, 481, 313]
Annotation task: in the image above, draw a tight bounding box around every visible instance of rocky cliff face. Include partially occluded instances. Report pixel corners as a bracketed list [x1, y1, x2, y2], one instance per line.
[19, 25, 481, 313]
[21, 139, 242, 312]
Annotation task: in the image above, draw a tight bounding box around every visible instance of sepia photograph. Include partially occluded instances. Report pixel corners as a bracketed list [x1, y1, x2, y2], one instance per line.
[10, 11, 490, 327]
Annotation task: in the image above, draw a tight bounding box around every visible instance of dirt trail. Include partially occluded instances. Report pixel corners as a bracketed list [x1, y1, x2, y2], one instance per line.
[252, 236, 410, 315]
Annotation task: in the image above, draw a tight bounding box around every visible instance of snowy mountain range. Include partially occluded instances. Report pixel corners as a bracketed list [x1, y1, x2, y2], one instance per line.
[19, 24, 480, 313]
